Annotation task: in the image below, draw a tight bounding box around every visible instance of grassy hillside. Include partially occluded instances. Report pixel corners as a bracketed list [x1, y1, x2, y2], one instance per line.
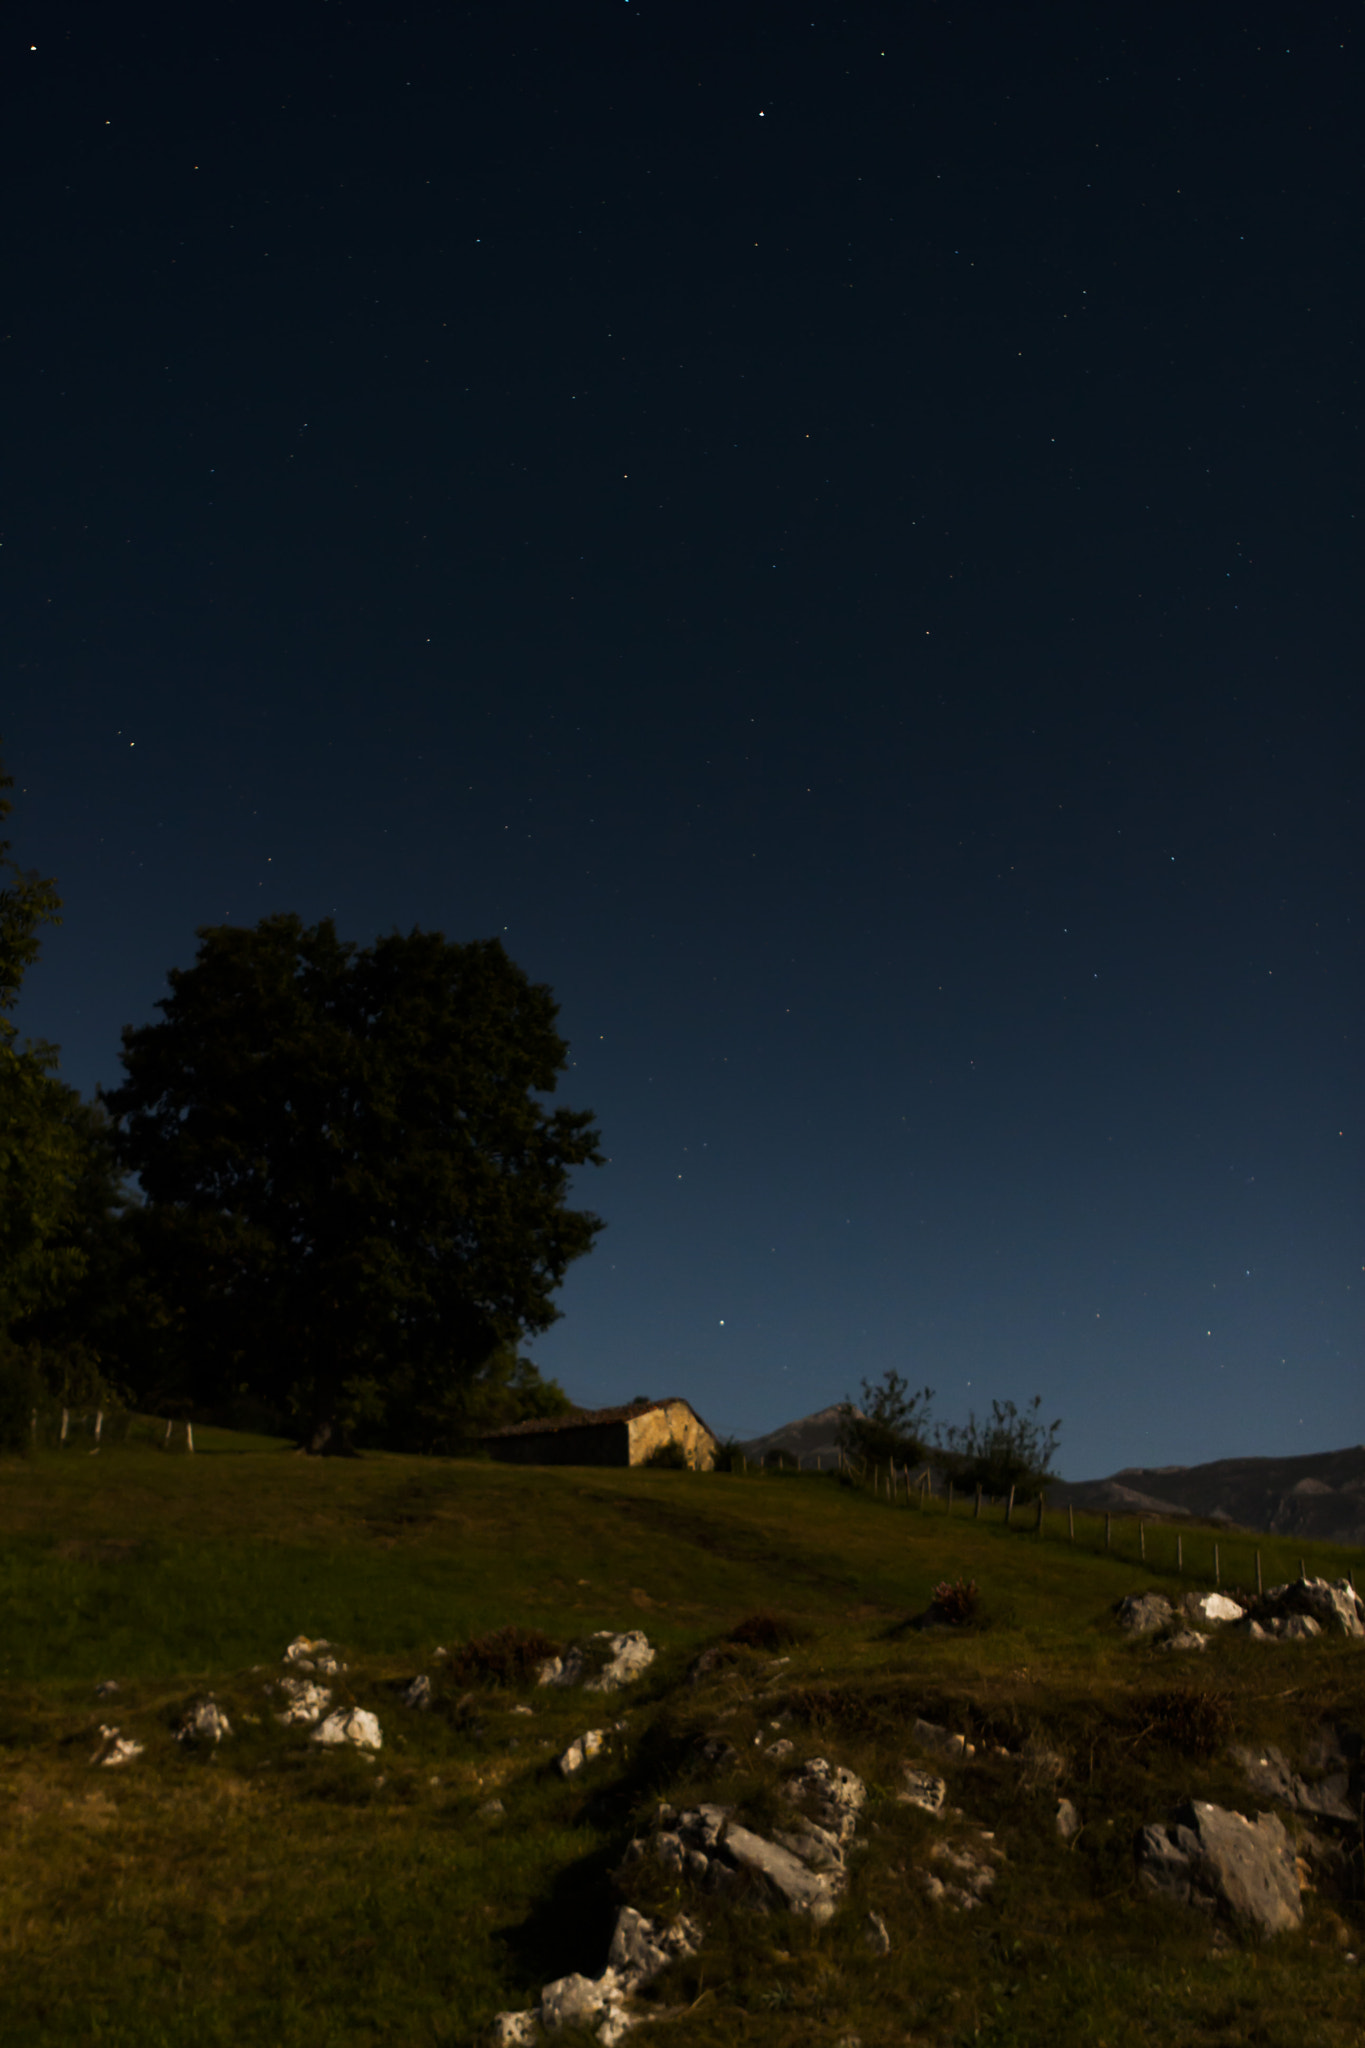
[1, 1434, 1361, 2046]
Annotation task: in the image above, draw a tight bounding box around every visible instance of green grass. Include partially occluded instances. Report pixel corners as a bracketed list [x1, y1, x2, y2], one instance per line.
[1, 1437, 1361, 2046]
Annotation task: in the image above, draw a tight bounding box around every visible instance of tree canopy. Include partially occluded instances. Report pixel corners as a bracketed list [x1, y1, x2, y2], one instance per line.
[104, 914, 603, 1449]
[840, 1372, 1062, 1499]
[1, 753, 126, 1447]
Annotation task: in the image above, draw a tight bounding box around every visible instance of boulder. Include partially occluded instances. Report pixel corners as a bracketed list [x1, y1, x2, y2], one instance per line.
[538, 1631, 655, 1693]
[898, 1767, 947, 1815]
[284, 1635, 341, 1675]
[1232, 1743, 1356, 1824]
[723, 1822, 841, 1922]
[1157, 1629, 1210, 1654]
[275, 1677, 332, 1726]
[1188, 1593, 1244, 1624]
[177, 1697, 232, 1744]
[313, 1707, 382, 1751]
[864, 1910, 891, 1955]
[401, 1674, 433, 1710]
[1056, 1798, 1081, 1842]
[489, 2015, 541, 2047]
[1117, 1593, 1175, 1634]
[913, 1716, 970, 1758]
[1238, 1614, 1322, 1642]
[1258, 1577, 1364, 1638]
[1136, 1800, 1302, 1936]
[558, 1729, 605, 1776]
[919, 1835, 1001, 1909]
[90, 1725, 143, 1767]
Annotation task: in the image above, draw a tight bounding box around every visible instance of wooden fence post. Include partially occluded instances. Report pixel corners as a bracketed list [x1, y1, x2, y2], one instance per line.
[164, 1417, 174, 1447]
[60, 1408, 69, 1445]
[1139, 1519, 1145, 1563]
[1214, 1542, 1220, 1587]
[1068, 1503, 1075, 1543]
[1256, 1550, 1263, 1597]
[1177, 1533, 1183, 1573]
[1104, 1513, 1111, 1552]
[974, 1486, 982, 1520]
[1006, 1485, 1015, 1527]
[1298, 1558, 1306, 1583]
[185, 1421, 195, 1453]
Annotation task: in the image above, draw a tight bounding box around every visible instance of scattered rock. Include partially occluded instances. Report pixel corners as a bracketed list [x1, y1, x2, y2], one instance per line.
[1117, 1593, 1175, 1634]
[494, 1905, 699, 2046]
[1238, 1614, 1322, 1642]
[94, 1679, 120, 1698]
[919, 1835, 1001, 1909]
[1232, 1743, 1356, 1823]
[723, 1822, 842, 1921]
[559, 1729, 605, 1776]
[478, 1798, 506, 1820]
[897, 1766, 947, 1815]
[1056, 1797, 1081, 1842]
[312, 1707, 382, 1751]
[401, 1674, 432, 1710]
[1257, 1577, 1364, 1639]
[913, 1716, 971, 1758]
[863, 1909, 891, 1955]
[1157, 1629, 1210, 1654]
[538, 1632, 655, 1694]
[1187, 1592, 1244, 1624]
[284, 1635, 341, 1676]
[177, 1697, 232, 1744]
[765, 1736, 795, 1760]
[275, 1677, 333, 1726]
[510, 1703, 534, 1716]
[90, 1725, 143, 1767]
[1136, 1800, 1302, 1936]
[694, 1732, 740, 1774]
[489, 2014, 540, 2047]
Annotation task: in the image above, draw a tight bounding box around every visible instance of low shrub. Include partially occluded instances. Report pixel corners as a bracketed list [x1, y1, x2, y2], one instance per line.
[727, 1611, 809, 1651]
[444, 1625, 561, 1687]
[929, 1578, 981, 1626]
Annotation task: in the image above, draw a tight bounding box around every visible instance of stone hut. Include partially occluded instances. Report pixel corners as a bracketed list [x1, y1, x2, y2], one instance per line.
[480, 1397, 718, 1470]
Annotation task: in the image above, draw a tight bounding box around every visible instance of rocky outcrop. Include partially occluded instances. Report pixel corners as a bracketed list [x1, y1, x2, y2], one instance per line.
[1116, 1593, 1175, 1634]
[490, 1904, 700, 2044]
[618, 1758, 868, 1929]
[1136, 1800, 1302, 1936]
[1233, 1733, 1359, 1823]
[537, 1632, 656, 1693]
[177, 1697, 232, 1744]
[313, 1706, 382, 1750]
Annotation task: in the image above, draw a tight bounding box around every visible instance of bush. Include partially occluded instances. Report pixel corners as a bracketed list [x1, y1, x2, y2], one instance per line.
[929, 1579, 981, 1626]
[727, 1611, 809, 1651]
[934, 1395, 1061, 1499]
[444, 1625, 562, 1687]
[838, 1370, 936, 1468]
[0, 1343, 41, 1455]
[643, 1439, 689, 1469]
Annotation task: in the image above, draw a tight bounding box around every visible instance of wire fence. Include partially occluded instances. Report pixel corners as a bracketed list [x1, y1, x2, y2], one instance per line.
[727, 1449, 1361, 1590]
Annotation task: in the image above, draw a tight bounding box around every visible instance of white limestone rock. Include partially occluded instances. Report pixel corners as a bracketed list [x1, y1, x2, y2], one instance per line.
[1117, 1593, 1175, 1634]
[558, 1728, 605, 1776]
[897, 1767, 947, 1815]
[1191, 1592, 1244, 1624]
[313, 1707, 382, 1751]
[1158, 1629, 1211, 1654]
[90, 1725, 143, 1767]
[489, 2014, 540, 2047]
[538, 1631, 655, 1693]
[1056, 1797, 1082, 1842]
[177, 1697, 232, 1744]
[1137, 1799, 1302, 1936]
[284, 1635, 341, 1676]
[275, 1677, 333, 1726]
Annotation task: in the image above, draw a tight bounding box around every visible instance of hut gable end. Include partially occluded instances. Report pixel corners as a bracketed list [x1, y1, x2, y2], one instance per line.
[481, 1397, 717, 1469]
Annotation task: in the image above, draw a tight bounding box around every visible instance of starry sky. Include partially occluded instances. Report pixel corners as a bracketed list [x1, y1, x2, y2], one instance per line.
[5, 2, 1360, 1478]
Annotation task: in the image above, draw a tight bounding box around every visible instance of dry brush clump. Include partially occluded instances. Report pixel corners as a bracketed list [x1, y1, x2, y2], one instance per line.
[444, 1625, 562, 1687]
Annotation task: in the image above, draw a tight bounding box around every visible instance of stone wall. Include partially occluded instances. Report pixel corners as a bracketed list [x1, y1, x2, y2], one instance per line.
[626, 1400, 717, 1471]
[485, 1420, 633, 1466]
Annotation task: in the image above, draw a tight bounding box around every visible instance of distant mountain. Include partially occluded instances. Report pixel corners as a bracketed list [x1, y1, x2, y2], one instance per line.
[738, 1404, 854, 1467]
[1042, 1446, 1365, 1548]
[739, 1413, 1365, 1547]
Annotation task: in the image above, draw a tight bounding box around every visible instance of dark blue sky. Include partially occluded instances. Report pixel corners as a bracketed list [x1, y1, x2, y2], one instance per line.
[5, 1, 1360, 1475]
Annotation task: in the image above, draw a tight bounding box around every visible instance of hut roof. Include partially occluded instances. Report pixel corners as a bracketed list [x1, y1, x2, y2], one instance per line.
[479, 1397, 716, 1442]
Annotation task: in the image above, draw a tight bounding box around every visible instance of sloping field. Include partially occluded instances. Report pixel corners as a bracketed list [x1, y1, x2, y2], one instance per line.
[1, 1434, 1361, 2047]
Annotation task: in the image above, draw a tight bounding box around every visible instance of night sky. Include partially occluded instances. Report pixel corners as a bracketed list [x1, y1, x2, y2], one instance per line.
[5, 3, 1360, 1477]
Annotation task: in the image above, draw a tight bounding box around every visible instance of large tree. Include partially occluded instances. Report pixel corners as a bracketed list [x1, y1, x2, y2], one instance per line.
[104, 915, 604, 1450]
[1, 752, 126, 1446]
